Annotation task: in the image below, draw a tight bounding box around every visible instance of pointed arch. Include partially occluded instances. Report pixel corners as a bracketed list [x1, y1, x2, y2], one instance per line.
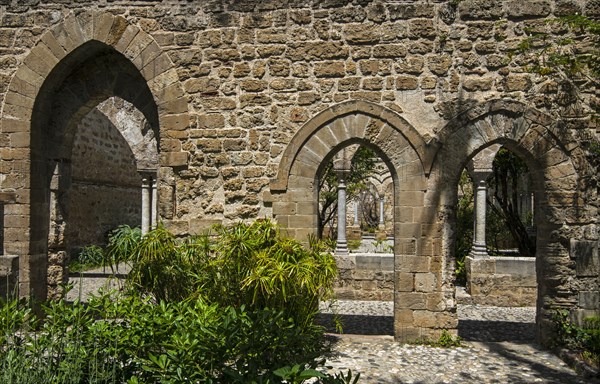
[0, 11, 187, 300]
[270, 101, 451, 342]
[270, 100, 439, 192]
[433, 99, 593, 345]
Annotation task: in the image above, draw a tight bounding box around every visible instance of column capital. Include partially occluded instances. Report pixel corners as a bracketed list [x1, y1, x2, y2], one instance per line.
[471, 169, 492, 183]
[138, 168, 158, 177]
[335, 168, 350, 181]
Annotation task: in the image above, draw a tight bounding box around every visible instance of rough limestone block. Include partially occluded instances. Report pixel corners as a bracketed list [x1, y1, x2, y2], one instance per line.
[414, 272, 436, 293]
[571, 239, 599, 277]
[579, 291, 600, 311]
[495, 257, 536, 276]
[396, 272, 414, 292]
[396, 292, 427, 310]
[413, 310, 437, 328]
[160, 152, 188, 167]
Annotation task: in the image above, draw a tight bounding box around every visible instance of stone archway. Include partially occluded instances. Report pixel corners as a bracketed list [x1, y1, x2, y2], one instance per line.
[0, 11, 189, 301]
[271, 100, 450, 341]
[435, 99, 596, 345]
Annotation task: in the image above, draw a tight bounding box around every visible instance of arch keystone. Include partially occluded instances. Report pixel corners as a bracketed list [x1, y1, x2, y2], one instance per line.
[93, 12, 116, 42]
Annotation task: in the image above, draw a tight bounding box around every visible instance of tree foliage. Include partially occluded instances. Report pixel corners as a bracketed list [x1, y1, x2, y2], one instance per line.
[518, 15, 600, 165]
[2, 220, 349, 383]
[124, 220, 338, 332]
[486, 148, 535, 256]
[454, 170, 474, 286]
[317, 146, 377, 238]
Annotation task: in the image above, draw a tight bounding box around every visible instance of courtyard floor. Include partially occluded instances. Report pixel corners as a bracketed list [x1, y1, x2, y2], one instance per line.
[318, 301, 596, 383]
[68, 268, 597, 384]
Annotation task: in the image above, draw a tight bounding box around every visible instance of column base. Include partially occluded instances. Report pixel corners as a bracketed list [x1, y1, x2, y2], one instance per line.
[335, 241, 349, 256]
[470, 244, 488, 258]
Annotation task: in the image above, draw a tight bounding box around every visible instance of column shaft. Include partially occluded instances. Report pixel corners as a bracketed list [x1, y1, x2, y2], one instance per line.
[141, 176, 150, 234]
[379, 197, 385, 226]
[335, 172, 348, 255]
[471, 174, 490, 257]
[151, 176, 158, 228]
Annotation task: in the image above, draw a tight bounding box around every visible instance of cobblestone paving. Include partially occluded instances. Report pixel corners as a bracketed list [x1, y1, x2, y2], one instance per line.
[318, 300, 597, 384]
[69, 272, 596, 383]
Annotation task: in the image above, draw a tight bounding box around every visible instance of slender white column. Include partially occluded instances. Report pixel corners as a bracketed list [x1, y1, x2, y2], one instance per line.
[141, 175, 150, 234]
[379, 196, 385, 226]
[470, 172, 490, 257]
[353, 200, 359, 226]
[335, 171, 348, 256]
[151, 175, 158, 228]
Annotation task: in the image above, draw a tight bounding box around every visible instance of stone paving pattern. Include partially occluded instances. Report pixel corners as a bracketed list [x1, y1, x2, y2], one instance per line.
[318, 300, 598, 384]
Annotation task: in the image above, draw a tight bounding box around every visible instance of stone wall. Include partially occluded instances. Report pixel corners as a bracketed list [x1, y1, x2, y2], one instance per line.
[465, 255, 537, 307]
[67, 105, 142, 252]
[335, 254, 394, 301]
[0, 0, 597, 343]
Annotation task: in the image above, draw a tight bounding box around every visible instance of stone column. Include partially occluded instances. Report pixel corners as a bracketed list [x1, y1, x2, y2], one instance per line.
[379, 196, 385, 227]
[470, 171, 491, 257]
[353, 200, 359, 226]
[140, 169, 158, 234]
[141, 174, 151, 234]
[335, 170, 349, 256]
[151, 176, 158, 228]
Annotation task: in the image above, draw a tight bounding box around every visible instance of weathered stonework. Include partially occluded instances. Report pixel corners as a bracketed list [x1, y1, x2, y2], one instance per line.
[335, 254, 395, 301]
[465, 256, 537, 307]
[0, 0, 597, 344]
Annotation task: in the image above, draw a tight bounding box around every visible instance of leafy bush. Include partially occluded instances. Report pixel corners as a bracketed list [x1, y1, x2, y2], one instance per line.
[0, 220, 349, 383]
[411, 330, 462, 348]
[0, 291, 354, 383]
[454, 170, 474, 286]
[347, 239, 361, 251]
[77, 245, 104, 266]
[105, 224, 142, 271]
[127, 220, 338, 331]
[554, 310, 600, 369]
[274, 364, 360, 384]
[69, 245, 105, 272]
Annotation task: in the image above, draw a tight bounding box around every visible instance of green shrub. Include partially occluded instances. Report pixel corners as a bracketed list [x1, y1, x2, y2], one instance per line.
[554, 310, 600, 368]
[274, 364, 360, 384]
[127, 220, 338, 331]
[69, 245, 105, 272]
[0, 220, 350, 383]
[77, 245, 104, 266]
[454, 170, 473, 286]
[411, 329, 462, 348]
[105, 224, 142, 271]
[347, 239, 361, 251]
[0, 291, 354, 383]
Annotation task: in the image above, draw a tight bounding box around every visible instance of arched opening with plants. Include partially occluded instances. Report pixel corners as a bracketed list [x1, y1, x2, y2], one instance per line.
[27, 40, 160, 299]
[66, 96, 158, 276]
[437, 100, 590, 346]
[453, 143, 538, 343]
[316, 142, 396, 334]
[271, 101, 436, 340]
